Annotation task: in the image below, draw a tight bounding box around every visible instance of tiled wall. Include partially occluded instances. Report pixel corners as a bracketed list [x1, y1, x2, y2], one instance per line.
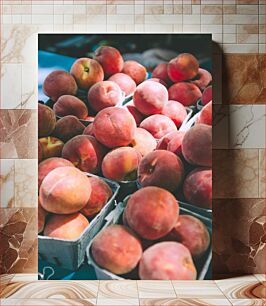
[0, 0, 265, 277]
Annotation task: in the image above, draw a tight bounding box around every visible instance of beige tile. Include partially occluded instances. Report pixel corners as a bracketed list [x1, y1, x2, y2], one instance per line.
[201, 5, 223, 14]
[237, 4, 259, 14]
[222, 44, 258, 53]
[21, 63, 37, 109]
[229, 300, 266, 305]
[223, 14, 258, 24]
[137, 281, 176, 298]
[1, 299, 96, 305]
[237, 25, 259, 34]
[96, 300, 139, 305]
[223, 5, 237, 14]
[223, 33, 236, 43]
[237, 33, 258, 43]
[140, 299, 232, 306]
[183, 15, 200, 24]
[223, 24, 237, 33]
[98, 281, 138, 299]
[254, 274, 266, 282]
[201, 15, 223, 24]
[144, 5, 164, 14]
[0, 159, 15, 208]
[259, 149, 265, 198]
[10, 274, 38, 282]
[213, 105, 229, 149]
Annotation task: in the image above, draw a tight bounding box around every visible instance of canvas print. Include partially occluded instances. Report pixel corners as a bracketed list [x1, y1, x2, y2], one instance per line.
[38, 34, 212, 280]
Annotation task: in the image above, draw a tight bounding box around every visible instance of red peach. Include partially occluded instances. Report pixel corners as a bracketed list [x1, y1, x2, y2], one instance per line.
[38, 140, 43, 163]
[122, 60, 147, 85]
[168, 82, 202, 107]
[162, 100, 187, 128]
[156, 131, 178, 150]
[152, 63, 172, 85]
[38, 136, 64, 160]
[197, 101, 212, 126]
[124, 102, 144, 126]
[192, 68, 212, 91]
[202, 86, 212, 106]
[167, 131, 185, 157]
[146, 78, 168, 88]
[109, 73, 136, 96]
[83, 123, 94, 136]
[38, 103, 56, 137]
[53, 95, 88, 119]
[38, 197, 47, 234]
[131, 128, 157, 157]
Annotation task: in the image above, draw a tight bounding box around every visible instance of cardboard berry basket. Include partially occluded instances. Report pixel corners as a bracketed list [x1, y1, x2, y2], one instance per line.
[38, 173, 120, 271]
[86, 196, 212, 280]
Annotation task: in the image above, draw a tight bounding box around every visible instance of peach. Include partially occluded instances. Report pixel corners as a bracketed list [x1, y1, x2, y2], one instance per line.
[91, 224, 142, 274]
[146, 78, 168, 87]
[83, 123, 94, 136]
[166, 215, 210, 257]
[139, 242, 197, 280]
[43, 70, 77, 101]
[168, 53, 199, 82]
[162, 100, 187, 128]
[38, 198, 47, 234]
[38, 140, 43, 163]
[94, 46, 124, 77]
[167, 131, 185, 157]
[122, 60, 147, 85]
[133, 81, 168, 115]
[202, 86, 212, 106]
[53, 95, 88, 119]
[88, 81, 123, 112]
[152, 63, 171, 85]
[131, 128, 157, 157]
[109, 73, 136, 96]
[39, 166, 91, 214]
[38, 136, 64, 160]
[38, 103, 56, 137]
[124, 102, 144, 126]
[182, 124, 212, 167]
[139, 114, 177, 140]
[62, 135, 106, 174]
[102, 147, 141, 181]
[183, 168, 212, 209]
[138, 150, 184, 192]
[93, 107, 136, 148]
[70, 57, 104, 90]
[44, 213, 89, 240]
[156, 131, 177, 150]
[125, 187, 179, 240]
[53, 115, 85, 142]
[38, 157, 74, 190]
[197, 101, 212, 126]
[192, 68, 212, 91]
[168, 82, 202, 107]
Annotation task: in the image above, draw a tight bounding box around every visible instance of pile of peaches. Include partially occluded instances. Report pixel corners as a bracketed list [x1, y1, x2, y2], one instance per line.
[38, 45, 212, 279]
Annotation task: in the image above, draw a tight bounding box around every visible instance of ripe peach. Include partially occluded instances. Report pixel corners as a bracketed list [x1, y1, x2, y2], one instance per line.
[139, 114, 177, 140]
[131, 127, 157, 157]
[62, 135, 106, 174]
[125, 187, 179, 240]
[168, 53, 199, 82]
[43, 70, 78, 101]
[53, 95, 88, 119]
[124, 102, 144, 126]
[166, 215, 210, 257]
[38, 103, 56, 137]
[53, 115, 85, 142]
[102, 147, 141, 181]
[38, 140, 42, 163]
[162, 100, 187, 128]
[146, 78, 168, 87]
[182, 124, 212, 167]
[156, 131, 177, 150]
[38, 136, 64, 160]
[38, 198, 47, 234]
[133, 81, 168, 115]
[88, 81, 123, 112]
[202, 86, 212, 106]
[168, 82, 202, 107]
[94, 46, 124, 78]
[91, 224, 142, 274]
[123, 60, 147, 85]
[192, 68, 212, 91]
[93, 107, 136, 148]
[183, 168, 212, 209]
[152, 63, 171, 85]
[197, 101, 212, 126]
[138, 150, 184, 192]
[139, 242, 197, 280]
[167, 131, 185, 157]
[38, 157, 74, 190]
[44, 213, 89, 240]
[83, 123, 94, 136]
[109, 73, 136, 96]
[39, 166, 91, 214]
[70, 57, 104, 90]
[81, 176, 112, 218]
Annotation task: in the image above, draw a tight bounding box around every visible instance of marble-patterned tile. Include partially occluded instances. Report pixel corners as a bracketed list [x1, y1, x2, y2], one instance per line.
[1, 299, 96, 305]
[0, 159, 15, 208]
[0, 110, 37, 159]
[213, 105, 229, 149]
[213, 149, 259, 198]
[229, 299, 266, 306]
[228, 105, 265, 149]
[21, 63, 38, 109]
[213, 199, 266, 276]
[254, 274, 266, 283]
[258, 149, 265, 198]
[139, 298, 232, 305]
[212, 53, 222, 104]
[96, 299, 139, 305]
[0, 274, 14, 296]
[137, 281, 176, 298]
[98, 281, 138, 299]
[10, 274, 38, 282]
[0, 208, 37, 274]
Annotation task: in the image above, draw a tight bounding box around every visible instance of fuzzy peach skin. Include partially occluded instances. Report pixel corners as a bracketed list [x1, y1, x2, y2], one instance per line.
[38, 157, 74, 190]
[183, 168, 212, 209]
[192, 68, 212, 91]
[167, 53, 199, 82]
[62, 135, 106, 174]
[94, 46, 124, 78]
[53, 95, 88, 119]
[182, 124, 212, 167]
[162, 100, 187, 128]
[102, 147, 141, 181]
[197, 101, 212, 126]
[166, 215, 210, 257]
[70, 57, 104, 90]
[201, 86, 212, 106]
[38, 197, 47, 234]
[93, 107, 136, 148]
[131, 127, 157, 157]
[125, 187, 179, 240]
[109, 73, 136, 96]
[43, 70, 78, 101]
[38, 136, 64, 160]
[168, 82, 202, 107]
[91, 224, 142, 274]
[123, 101, 144, 126]
[139, 114, 177, 140]
[44, 213, 89, 240]
[81, 176, 112, 218]
[152, 63, 172, 86]
[39, 166, 91, 214]
[38, 103, 56, 137]
[88, 81, 123, 112]
[139, 241, 197, 280]
[83, 123, 94, 136]
[122, 60, 147, 85]
[156, 131, 177, 150]
[38, 140, 43, 163]
[146, 78, 168, 88]
[138, 150, 184, 192]
[133, 81, 168, 115]
[157, 131, 185, 157]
